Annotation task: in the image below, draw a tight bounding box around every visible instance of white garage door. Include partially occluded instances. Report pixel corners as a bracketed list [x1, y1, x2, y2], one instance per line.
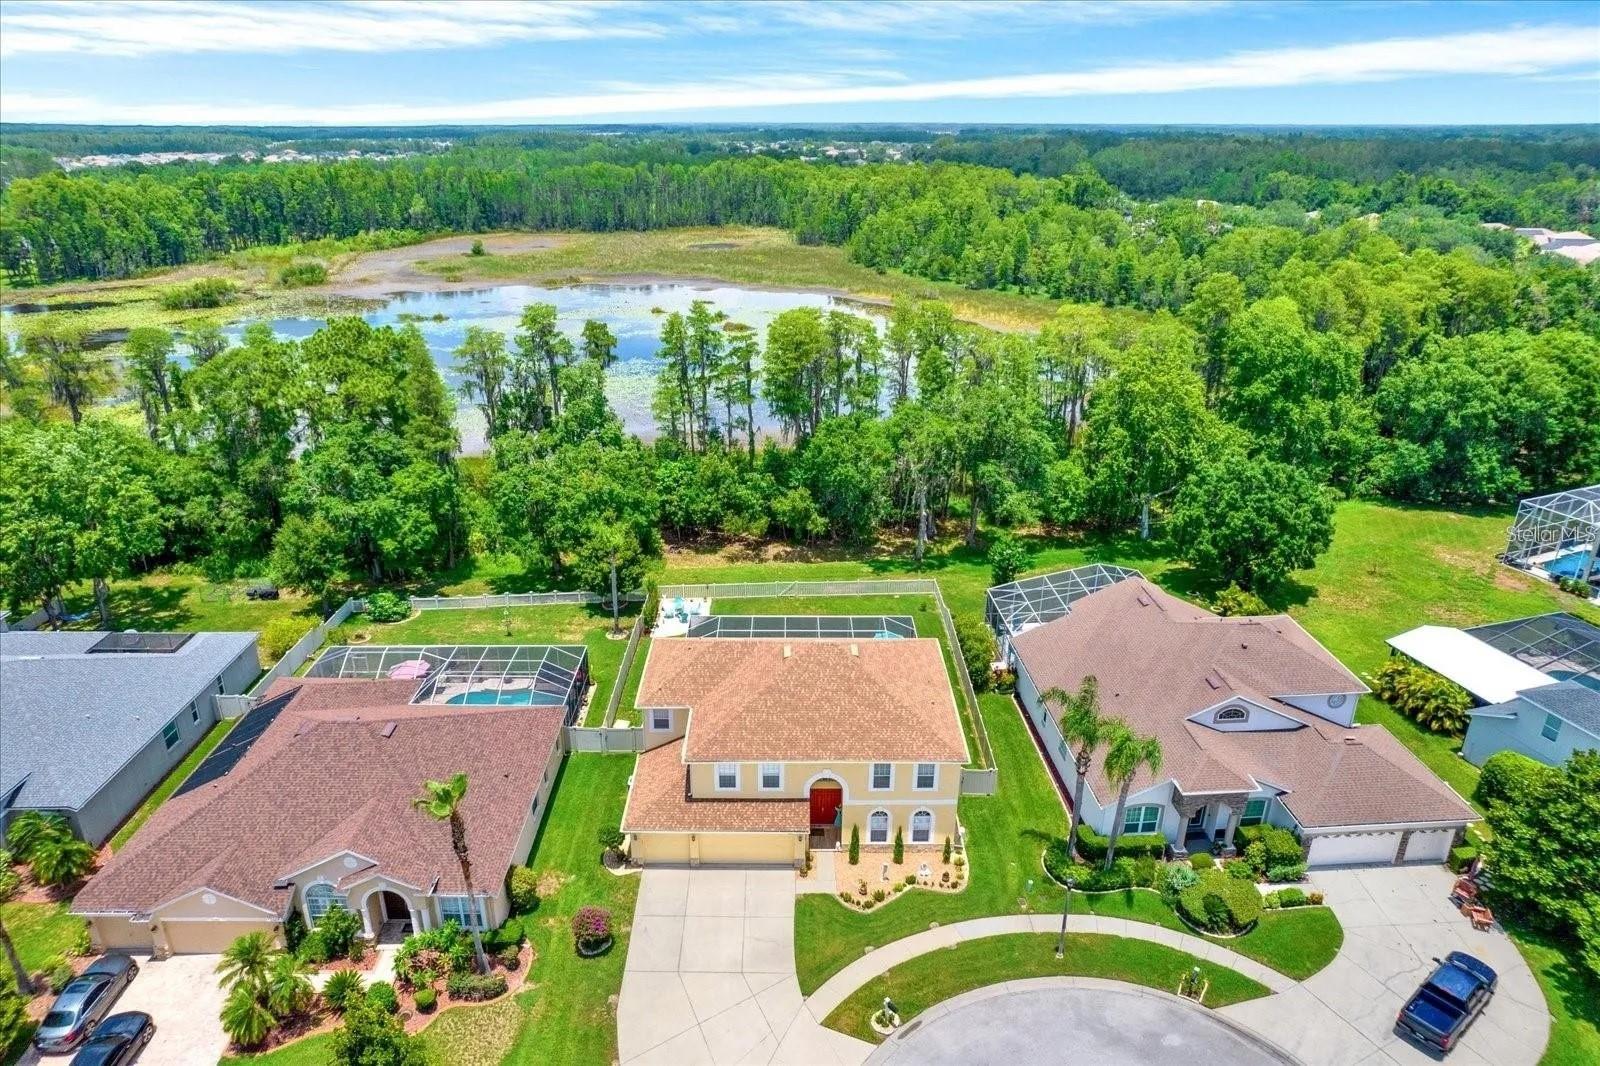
[1307, 831, 1401, 867]
[1401, 829, 1455, 864]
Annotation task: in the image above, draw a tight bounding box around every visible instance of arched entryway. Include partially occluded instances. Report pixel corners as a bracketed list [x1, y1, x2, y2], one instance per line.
[368, 890, 413, 943]
[809, 778, 845, 850]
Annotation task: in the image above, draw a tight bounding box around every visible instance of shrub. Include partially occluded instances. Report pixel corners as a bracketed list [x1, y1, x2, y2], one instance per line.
[837, 891, 852, 905]
[1474, 750, 1554, 809]
[507, 866, 539, 912]
[282, 909, 307, 955]
[1190, 852, 1214, 870]
[1277, 887, 1307, 908]
[1177, 869, 1263, 933]
[347, 939, 365, 965]
[278, 260, 328, 287]
[363, 590, 410, 623]
[848, 824, 860, 865]
[1131, 856, 1158, 888]
[953, 854, 965, 869]
[1266, 862, 1307, 883]
[329, 998, 423, 1065]
[1075, 825, 1165, 863]
[1162, 861, 1198, 903]
[892, 828, 904, 865]
[255, 616, 308, 663]
[943, 837, 952, 863]
[1227, 859, 1257, 881]
[297, 929, 330, 965]
[1375, 657, 1472, 735]
[367, 981, 399, 1015]
[641, 577, 660, 632]
[30, 833, 95, 886]
[954, 614, 997, 692]
[1210, 584, 1271, 616]
[988, 532, 1026, 586]
[159, 277, 238, 310]
[872, 889, 886, 902]
[47, 959, 75, 993]
[570, 906, 612, 953]
[1237, 825, 1302, 868]
[1307, 891, 1324, 905]
[1262, 890, 1282, 910]
[1448, 845, 1478, 874]
[1244, 840, 1268, 875]
[597, 827, 626, 862]
[445, 972, 507, 1002]
[413, 986, 437, 1013]
[5, 810, 71, 863]
[317, 905, 363, 959]
[323, 969, 365, 1013]
[469, 239, 486, 257]
[905, 874, 917, 886]
[496, 944, 522, 970]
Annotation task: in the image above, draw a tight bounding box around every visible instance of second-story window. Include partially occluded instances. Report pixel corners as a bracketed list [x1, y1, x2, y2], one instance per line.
[716, 763, 739, 790]
[870, 763, 892, 790]
[914, 763, 936, 790]
[759, 763, 782, 790]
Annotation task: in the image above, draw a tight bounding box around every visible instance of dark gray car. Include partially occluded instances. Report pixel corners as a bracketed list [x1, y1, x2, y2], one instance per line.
[33, 955, 139, 1054]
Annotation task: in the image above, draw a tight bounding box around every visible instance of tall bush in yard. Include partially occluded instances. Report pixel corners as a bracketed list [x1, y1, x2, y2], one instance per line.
[1477, 751, 1600, 983]
[1375, 658, 1472, 734]
[848, 824, 860, 865]
[954, 613, 996, 691]
[892, 828, 904, 865]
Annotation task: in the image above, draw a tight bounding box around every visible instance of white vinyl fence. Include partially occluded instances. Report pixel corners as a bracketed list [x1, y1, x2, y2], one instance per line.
[567, 726, 644, 753]
[216, 597, 362, 718]
[411, 590, 643, 610]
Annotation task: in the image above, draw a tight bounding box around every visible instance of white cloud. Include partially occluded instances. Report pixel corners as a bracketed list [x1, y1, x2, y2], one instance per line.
[758, 0, 1230, 36]
[0, 0, 662, 58]
[5, 22, 1597, 123]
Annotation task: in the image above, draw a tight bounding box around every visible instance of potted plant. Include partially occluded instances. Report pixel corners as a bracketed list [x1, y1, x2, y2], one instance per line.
[571, 906, 613, 957]
[597, 827, 626, 869]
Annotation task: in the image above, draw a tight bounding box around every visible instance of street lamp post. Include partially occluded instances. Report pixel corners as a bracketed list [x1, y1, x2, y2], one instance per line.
[1055, 877, 1075, 958]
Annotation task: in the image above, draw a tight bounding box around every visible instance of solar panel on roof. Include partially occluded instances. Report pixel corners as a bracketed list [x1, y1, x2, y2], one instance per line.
[87, 631, 195, 654]
[175, 689, 297, 796]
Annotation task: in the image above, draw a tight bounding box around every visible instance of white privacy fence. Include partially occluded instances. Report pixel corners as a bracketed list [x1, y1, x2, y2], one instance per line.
[216, 597, 363, 718]
[410, 590, 644, 610]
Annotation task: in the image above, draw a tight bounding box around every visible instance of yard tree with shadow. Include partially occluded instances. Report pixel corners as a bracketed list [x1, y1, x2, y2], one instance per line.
[413, 773, 489, 973]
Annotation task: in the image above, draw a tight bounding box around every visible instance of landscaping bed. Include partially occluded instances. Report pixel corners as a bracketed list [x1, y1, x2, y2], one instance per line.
[822, 932, 1271, 1043]
[831, 846, 969, 910]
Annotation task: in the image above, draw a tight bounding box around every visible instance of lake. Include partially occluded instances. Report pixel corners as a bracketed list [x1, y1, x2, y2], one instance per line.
[222, 281, 879, 451]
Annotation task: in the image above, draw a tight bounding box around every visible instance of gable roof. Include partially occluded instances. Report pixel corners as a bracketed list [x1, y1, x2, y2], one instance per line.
[1011, 581, 1472, 827]
[0, 630, 258, 813]
[72, 675, 564, 918]
[637, 637, 967, 764]
[1516, 681, 1600, 738]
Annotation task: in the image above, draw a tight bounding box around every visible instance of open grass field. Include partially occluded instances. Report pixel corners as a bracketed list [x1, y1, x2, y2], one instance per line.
[109, 717, 237, 851]
[52, 572, 319, 635]
[822, 932, 1271, 1042]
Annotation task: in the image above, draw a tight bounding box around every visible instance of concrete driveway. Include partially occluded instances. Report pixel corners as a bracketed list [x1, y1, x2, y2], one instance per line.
[1219, 865, 1550, 1066]
[20, 952, 229, 1066]
[869, 979, 1292, 1065]
[617, 866, 871, 1065]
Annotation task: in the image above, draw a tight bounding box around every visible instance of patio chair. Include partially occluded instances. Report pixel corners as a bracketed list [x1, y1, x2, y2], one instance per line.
[1450, 877, 1479, 905]
[1464, 904, 1495, 931]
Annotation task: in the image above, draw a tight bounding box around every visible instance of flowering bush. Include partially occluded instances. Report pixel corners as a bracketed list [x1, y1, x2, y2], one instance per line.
[571, 906, 612, 953]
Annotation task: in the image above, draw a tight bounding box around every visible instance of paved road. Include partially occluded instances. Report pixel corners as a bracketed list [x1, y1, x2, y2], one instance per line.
[868, 980, 1292, 1065]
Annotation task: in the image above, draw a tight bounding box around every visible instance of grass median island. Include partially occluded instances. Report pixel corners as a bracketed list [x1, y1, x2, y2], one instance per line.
[822, 932, 1271, 1043]
[110, 717, 237, 851]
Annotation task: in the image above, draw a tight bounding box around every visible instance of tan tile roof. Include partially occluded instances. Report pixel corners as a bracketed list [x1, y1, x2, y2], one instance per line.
[1012, 580, 1471, 827]
[73, 677, 565, 918]
[638, 638, 967, 764]
[622, 740, 809, 834]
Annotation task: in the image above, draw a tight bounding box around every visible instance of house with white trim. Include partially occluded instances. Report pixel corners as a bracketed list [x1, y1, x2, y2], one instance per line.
[622, 637, 968, 867]
[1002, 574, 1476, 868]
[72, 664, 568, 955]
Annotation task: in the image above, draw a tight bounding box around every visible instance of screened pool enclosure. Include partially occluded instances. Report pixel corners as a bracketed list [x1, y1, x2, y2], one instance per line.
[985, 563, 1142, 646]
[1467, 614, 1600, 694]
[307, 643, 590, 721]
[1506, 485, 1600, 590]
[685, 614, 916, 640]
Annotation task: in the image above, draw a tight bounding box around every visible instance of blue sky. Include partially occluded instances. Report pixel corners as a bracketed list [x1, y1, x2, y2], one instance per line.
[1, 1, 1597, 127]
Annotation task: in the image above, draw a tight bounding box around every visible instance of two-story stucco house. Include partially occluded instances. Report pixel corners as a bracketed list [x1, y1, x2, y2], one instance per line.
[1004, 574, 1476, 868]
[72, 645, 582, 955]
[622, 636, 968, 867]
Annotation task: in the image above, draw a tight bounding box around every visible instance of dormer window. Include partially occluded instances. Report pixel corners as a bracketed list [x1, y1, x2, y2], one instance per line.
[1214, 706, 1249, 724]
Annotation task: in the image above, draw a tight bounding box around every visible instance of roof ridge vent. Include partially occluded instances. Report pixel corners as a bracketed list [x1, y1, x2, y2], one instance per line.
[380, 721, 397, 738]
[1204, 671, 1224, 690]
[1135, 592, 1153, 607]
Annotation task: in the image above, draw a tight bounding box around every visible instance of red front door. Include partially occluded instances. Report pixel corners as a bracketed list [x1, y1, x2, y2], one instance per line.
[809, 784, 843, 826]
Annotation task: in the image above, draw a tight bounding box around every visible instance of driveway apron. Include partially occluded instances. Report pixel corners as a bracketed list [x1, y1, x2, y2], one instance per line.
[618, 866, 871, 1065]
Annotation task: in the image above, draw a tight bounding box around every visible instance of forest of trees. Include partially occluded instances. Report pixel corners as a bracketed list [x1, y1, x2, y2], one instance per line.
[1, 126, 1597, 620]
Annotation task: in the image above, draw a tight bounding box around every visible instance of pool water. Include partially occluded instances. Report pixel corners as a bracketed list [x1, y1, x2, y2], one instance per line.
[1545, 549, 1597, 581]
[1547, 670, 1600, 694]
[444, 689, 561, 706]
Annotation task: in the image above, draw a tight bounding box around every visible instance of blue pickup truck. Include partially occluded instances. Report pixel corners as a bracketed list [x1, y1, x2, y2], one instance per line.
[1396, 951, 1498, 1053]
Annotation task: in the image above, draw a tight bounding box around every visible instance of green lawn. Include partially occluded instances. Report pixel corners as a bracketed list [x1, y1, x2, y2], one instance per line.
[1507, 924, 1600, 1066]
[110, 718, 237, 851]
[0, 901, 86, 984]
[498, 752, 639, 1065]
[56, 572, 318, 634]
[822, 932, 1270, 1042]
[338, 604, 638, 723]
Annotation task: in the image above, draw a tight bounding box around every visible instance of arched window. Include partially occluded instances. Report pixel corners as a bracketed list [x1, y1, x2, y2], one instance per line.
[910, 809, 933, 845]
[304, 882, 348, 925]
[1214, 706, 1249, 724]
[868, 809, 890, 844]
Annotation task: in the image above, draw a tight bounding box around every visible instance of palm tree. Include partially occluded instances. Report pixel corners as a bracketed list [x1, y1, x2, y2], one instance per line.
[216, 931, 276, 994]
[30, 834, 96, 888]
[1101, 722, 1165, 870]
[1043, 676, 1109, 861]
[264, 953, 314, 1017]
[220, 982, 277, 1048]
[413, 773, 488, 972]
[5, 810, 70, 861]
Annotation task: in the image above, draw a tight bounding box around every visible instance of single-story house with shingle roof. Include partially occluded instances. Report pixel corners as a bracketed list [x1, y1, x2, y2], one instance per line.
[0, 629, 260, 845]
[622, 636, 968, 866]
[1007, 578, 1476, 868]
[72, 667, 568, 955]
